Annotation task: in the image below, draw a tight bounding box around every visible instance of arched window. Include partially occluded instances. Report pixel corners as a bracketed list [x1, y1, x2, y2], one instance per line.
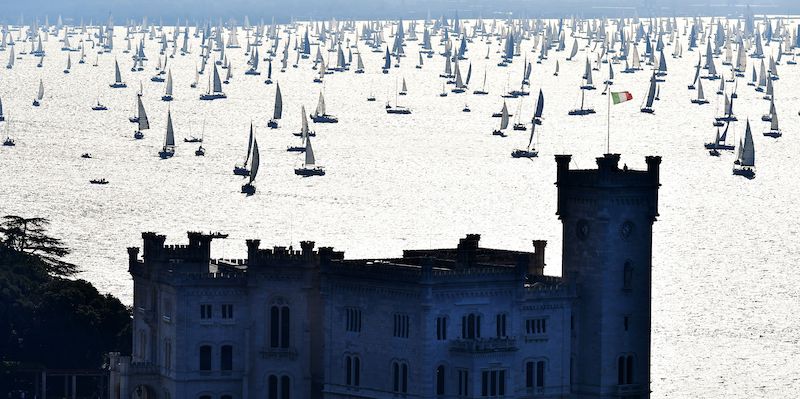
[267, 375, 290, 399]
[618, 354, 634, 385]
[221, 345, 233, 371]
[270, 302, 291, 348]
[436, 365, 446, 395]
[623, 261, 633, 290]
[496, 314, 507, 337]
[462, 313, 481, 339]
[525, 360, 547, 389]
[435, 316, 448, 340]
[345, 355, 361, 386]
[199, 345, 212, 371]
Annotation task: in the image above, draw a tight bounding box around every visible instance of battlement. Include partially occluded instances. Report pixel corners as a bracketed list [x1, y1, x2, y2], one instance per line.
[555, 154, 661, 220]
[245, 239, 343, 268]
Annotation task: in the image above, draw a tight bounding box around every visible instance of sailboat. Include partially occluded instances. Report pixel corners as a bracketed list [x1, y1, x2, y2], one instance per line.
[234, 123, 255, 176]
[191, 65, 199, 88]
[355, 52, 365, 73]
[110, 59, 127, 88]
[399, 78, 408, 95]
[763, 104, 782, 138]
[732, 120, 755, 179]
[268, 82, 282, 128]
[512, 119, 539, 158]
[580, 57, 595, 90]
[568, 89, 595, 116]
[473, 70, 488, 95]
[640, 73, 656, 114]
[691, 78, 709, 104]
[2, 115, 14, 146]
[199, 65, 227, 100]
[554, 60, 559, 76]
[162, 70, 174, 101]
[294, 136, 325, 176]
[715, 94, 737, 122]
[241, 138, 259, 194]
[0, 98, 4, 121]
[195, 121, 206, 156]
[32, 79, 44, 107]
[292, 105, 316, 138]
[532, 89, 544, 125]
[386, 78, 412, 114]
[63, 53, 72, 74]
[158, 110, 176, 159]
[311, 91, 338, 123]
[134, 95, 149, 139]
[704, 121, 735, 151]
[492, 101, 510, 136]
[92, 97, 108, 111]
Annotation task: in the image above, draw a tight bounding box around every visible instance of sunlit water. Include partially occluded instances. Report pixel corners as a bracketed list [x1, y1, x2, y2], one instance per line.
[1, 19, 800, 397]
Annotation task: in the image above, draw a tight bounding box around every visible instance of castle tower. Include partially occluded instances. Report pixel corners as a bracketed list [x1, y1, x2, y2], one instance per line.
[555, 154, 660, 398]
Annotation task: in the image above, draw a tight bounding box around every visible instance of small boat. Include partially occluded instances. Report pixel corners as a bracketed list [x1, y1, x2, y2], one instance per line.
[439, 83, 448, 97]
[92, 100, 108, 111]
[473, 70, 488, 95]
[640, 73, 656, 114]
[81, 153, 92, 159]
[367, 94, 376, 102]
[492, 101, 510, 137]
[763, 105, 781, 138]
[89, 178, 109, 185]
[184, 136, 202, 143]
[568, 89, 595, 116]
[2, 137, 14, 147]
[195, 145, 206, 156]
[704, 123, 735, 151]
[462, 104, 471, 112]
[294, 137, 325, 176]
[690, 78, 709, 105]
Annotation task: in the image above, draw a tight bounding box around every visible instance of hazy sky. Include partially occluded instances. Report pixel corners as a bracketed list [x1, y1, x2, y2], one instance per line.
[0, 0, 795, 23]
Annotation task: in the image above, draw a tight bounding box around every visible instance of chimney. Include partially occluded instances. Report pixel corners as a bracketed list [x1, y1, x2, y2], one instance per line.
[457, 234, 480, 268]
[531, 240, 547, 276]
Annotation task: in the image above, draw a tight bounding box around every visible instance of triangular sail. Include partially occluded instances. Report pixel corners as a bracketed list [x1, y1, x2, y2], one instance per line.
[534, 89, 544, 119]
[500, 102, 509, 129]
[212, 65, 222, 93]
[249, 139, 260, 184]
[37, 79, 44, 100]
[137, 96, 150, 130]
[304, 137, 316, 166]
[244, 123, 253, 165]
[165, 70, 173, 96]
[165, 110, 175, 147]
[274, 83, 283, 120]
[740, 120, 755, 167]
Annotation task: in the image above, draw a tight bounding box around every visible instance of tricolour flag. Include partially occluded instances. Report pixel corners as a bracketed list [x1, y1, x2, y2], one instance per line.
[611, 91, 633, 104]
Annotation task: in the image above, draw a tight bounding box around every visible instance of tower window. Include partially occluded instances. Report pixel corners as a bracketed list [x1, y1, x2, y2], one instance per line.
[525, 360, 546, 389]
[480, 369, 506, 397]
[457, 369, 469, 397]
[221, 304, 234, 319]
[345, 355, 361, 386]
[526, 318, 547, 335]
[618, 354, 635, 385]
[270, 304, 291, 348]
[624, 316, 630, 331]
[267, 375, 290, 399]
[436, 365, 446, 395]
[496, 314, 507, 338]
[346, 307, 362, 333]
[623, 261, 633, 290]
[200, 304, 212, 319]
[392, 361, 409, 393]
[394, 313, 410, 338]
[436, 316, 448, 340]
[220, 345, 233, 371]
[462, 313, 481, 339]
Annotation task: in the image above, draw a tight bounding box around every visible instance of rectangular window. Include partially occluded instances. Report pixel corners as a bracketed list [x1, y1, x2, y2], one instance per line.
[221, 345, 233, 371]
[436, 316, 447, 340]
[526, 318, 547, 335]
[624, 315, 630, 331]
[345, 307, 362, 333]
[200, 304, 212, 320]
[496, 314, 507, 337]
[393, 313, 409, 338]
[164, 340, 171, 370]
[221, 304, 234, 319]
[457, 369, 469, 397]
[199, 345, 211, 371]
[480, 369, 506, 397]
[536, 361, 545, 388]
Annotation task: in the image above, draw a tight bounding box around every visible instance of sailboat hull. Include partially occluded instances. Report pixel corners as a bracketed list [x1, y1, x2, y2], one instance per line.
[233, 166, 250, 176]
[763, 130, 782, 138]
[732, 167, 755, 179]
[241, 184, 256, 194]
[511, 150, 538, 158]
[200, 93, 226, 100]
[295, 167, 325, 176]
[267, 120, 279, 129]
[311, 114, 338, 123]
[109, 83, 127, 88]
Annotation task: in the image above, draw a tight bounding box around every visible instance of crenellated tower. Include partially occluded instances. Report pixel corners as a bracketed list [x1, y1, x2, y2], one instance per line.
[555, 153, 661, 399]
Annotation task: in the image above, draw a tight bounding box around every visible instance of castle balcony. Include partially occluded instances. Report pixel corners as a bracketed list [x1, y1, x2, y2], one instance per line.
[259, 347, 298, 360]
[128, 361, 159, 377]
[449, 337, 518, 354]
[615, 384, 645, 396]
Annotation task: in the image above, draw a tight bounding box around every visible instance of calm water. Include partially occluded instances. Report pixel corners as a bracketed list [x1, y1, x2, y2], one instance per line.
[1, 20, 800, 397]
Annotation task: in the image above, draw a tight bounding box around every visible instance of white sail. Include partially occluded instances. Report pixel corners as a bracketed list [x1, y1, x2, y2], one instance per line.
[114, 59, 123, 83]
[274, 82, 283, 120]
[739, 120, 755, 167]
[300, 105, 309, 140]
[165, 70, 173, 96]
[304, 137, 316, 166]
[165, 110, 175, 147]
[249, 138, 260, 184]
[37, 79, 44, 100]
[584, 57, 593, 86]
[137, 96, 150, 130]
[696, 78, 705, 101]
[315, 92, 326, 115]
[500, 102, 509, 130]
[212, 65, 222, 93]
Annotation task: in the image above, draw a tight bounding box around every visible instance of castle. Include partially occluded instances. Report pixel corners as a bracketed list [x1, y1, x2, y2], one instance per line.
[109, 153, 661, 399]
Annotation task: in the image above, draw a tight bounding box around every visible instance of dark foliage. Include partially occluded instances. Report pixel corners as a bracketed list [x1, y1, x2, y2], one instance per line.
[0, 215, 131, 381]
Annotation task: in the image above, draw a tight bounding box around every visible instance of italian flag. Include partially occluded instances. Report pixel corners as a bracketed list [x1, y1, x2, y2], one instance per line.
[611, 91, 633, 104]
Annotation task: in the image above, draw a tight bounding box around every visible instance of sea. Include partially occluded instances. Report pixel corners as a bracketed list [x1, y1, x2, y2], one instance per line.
[1, 19, 799, 397]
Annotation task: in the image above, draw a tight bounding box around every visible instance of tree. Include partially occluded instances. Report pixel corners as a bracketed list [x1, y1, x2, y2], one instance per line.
[0, 215, 77, 277]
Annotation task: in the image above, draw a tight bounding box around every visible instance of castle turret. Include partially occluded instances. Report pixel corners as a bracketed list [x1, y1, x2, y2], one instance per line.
[556, 154, 660, 398]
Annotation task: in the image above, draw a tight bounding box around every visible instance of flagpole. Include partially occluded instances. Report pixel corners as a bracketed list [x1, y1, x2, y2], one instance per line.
[607, 88, 611, 154]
